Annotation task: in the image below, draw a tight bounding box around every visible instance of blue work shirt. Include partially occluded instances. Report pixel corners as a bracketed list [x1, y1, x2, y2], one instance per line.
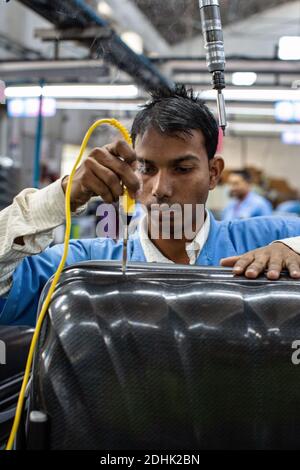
[222, 191, 273, 221]
[0, 212, 300, 327]
[276, 200, 300, 217]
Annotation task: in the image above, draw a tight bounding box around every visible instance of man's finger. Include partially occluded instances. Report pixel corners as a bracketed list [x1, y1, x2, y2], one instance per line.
[89, 148, 140, 195]
[265, 256, 284, 280]
[220, 256, 241, 267]
[244, 255, 269, 278]
[221, 254, 255, 274]
[232, 254, 255, 274]
[87, 160, 124, 201]
[81, 169, 115, 203]
[285, 257, 300, 279]
[105, 140, 136, 163]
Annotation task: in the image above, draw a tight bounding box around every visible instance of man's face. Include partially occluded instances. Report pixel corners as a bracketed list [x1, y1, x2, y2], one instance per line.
[134, 126, 222, 208]
[133, 126, 223, 235]
[228, 173, 250, 199]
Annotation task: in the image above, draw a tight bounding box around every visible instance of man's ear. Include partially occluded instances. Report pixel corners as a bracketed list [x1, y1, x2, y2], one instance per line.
[208, 155, 224, 190]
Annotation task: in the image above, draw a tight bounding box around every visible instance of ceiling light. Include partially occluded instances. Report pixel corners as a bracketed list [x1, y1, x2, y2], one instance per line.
[282, 131, 300, 145]
[278, 36, 300, 60]
[7, 97, 56, 118]
[5, 86, 42, 98]
[226, 106, 274, 117]
[121, 31, 143, 55]
[5, 85, 139, 99]
[97, 1, 112, 17]
[229, 122, 300, 134]
[0, 80, 5, 103]
[43, 85, 138, 99]
[232, 72, 257, 86]
[199, 88, 300, 102]
[275, 101, 295, 122]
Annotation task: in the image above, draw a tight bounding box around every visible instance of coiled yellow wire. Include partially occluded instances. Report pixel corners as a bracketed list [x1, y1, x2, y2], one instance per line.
[6, 118, 134, 450]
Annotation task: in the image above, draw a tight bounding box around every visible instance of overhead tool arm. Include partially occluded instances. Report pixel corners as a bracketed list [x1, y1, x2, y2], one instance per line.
[199, 0, 227, 135]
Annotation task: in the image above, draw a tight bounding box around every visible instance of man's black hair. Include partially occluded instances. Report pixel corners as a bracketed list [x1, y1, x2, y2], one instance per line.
[230, 169, 252, 183]
[131, 85, 219, 160]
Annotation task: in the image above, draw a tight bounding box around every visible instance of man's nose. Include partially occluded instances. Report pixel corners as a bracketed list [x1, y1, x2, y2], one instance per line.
[152, 170, 173, 200]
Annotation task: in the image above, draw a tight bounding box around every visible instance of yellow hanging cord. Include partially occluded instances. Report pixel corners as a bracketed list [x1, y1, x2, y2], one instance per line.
[6, 118, 135, 450]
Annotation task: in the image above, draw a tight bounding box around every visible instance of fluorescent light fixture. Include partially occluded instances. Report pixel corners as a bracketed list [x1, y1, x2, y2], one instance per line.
[226, 106, 274, 117]
[43, 85, 138, 99]
[282, 130, 300, 145]
[278, 36, 300, 60]
[7, 98, 56, 117]
[97, 1, 112, 17]
[199, 88, 300, 102]
[5, 85, 139, 99]
[275, 101, 300, 122]
[275, 101, 294, 122]
[0, 80, 5, 103]
[121, 31, 143, 54]
[294, 102, 300, 121]
[5, 86, 42, 98]
[229, 122, 300, 134]
[0, 156, 13, 168]
[232, 72, 257, 86]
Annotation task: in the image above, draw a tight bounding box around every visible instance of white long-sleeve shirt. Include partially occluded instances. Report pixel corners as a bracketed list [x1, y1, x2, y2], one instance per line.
[0, 178, 87, 296]
[0, 179, 300, 297]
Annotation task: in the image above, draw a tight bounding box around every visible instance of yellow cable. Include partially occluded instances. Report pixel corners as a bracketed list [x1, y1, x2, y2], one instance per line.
[5, 118, 134, 450]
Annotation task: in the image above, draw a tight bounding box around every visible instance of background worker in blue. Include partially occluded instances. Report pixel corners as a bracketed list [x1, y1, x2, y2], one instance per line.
[222, 169, 273, 220]
[0, 86, 300, 327]
[276, 199, 300, 217]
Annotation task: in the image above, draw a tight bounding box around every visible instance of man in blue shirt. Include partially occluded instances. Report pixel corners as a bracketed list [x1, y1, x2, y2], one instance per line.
[0, 85, 300, 326]
[276, 200, 300, 216]
[222, 169, 273, 220]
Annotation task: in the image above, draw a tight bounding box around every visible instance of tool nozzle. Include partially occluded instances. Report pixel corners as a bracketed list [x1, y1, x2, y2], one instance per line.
[122, 238, 127, 274]
[121, 188, 134, 274]
[216, 89, 227, 136]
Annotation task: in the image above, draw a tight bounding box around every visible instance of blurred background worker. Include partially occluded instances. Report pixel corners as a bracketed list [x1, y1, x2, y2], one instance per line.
[222, 169, 273, 220]
[275, 199, 300, 217]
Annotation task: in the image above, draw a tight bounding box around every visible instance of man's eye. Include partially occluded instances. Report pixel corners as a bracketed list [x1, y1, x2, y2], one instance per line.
[175, 166, 193, 173]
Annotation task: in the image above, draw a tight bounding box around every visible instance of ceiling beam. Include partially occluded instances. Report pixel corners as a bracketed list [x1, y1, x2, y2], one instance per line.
[17, 0, 173, 92]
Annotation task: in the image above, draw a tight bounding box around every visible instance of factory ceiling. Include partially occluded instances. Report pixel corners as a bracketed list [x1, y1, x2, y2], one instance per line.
[131, 0, 294, 45]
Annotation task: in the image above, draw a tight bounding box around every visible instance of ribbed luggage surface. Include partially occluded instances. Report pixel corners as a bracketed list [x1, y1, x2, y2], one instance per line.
[30, 261, 300, 450]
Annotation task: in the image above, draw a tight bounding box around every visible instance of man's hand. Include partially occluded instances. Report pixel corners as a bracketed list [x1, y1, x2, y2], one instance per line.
[61, 140, 140, 211]
[220, 242, 300, 280]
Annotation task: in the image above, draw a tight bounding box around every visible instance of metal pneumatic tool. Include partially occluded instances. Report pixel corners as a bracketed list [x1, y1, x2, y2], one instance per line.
[199, 0, 227, 135]
[121, 188, 135, 273]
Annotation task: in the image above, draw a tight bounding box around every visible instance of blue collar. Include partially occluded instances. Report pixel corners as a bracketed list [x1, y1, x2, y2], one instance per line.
[196, 212, 236, 265]
[128, 211, 237, 266]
